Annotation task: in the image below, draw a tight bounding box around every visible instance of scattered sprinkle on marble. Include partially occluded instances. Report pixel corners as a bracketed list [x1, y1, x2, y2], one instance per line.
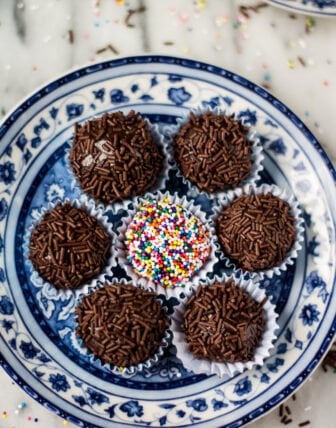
[305, 18, 315, 34]
[298, 56, 306, 67]
[67, 30, 74, 44]
[288, 59, 296, 69]
[125, 6, 146, 28]
[96, 43, 119, 55]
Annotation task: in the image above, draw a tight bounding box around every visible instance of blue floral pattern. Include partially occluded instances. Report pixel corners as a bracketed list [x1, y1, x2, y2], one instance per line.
[167, 87, 192, 105]
[49, 373, 70, 392]
[234, 377, 252, 396]
[0, 62, 334, 428]
[0, 161, 16, 185]
[237, 109, 257, 126]
[0, 295, 14, 315]
[66, 103, 84, 121]
[186, 399, 208, 412]
[110, 89, 129, 104]
[268, 138, 287, 155]
[0, 198, 8, 221]
[86, 388, 109, 406]
[120, 400, 144, 417]
[19, 340, 40, 359]
[299, 304, 320, 326]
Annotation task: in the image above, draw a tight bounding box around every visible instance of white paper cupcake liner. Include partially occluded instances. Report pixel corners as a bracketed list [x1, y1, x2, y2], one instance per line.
[71, 277, 172, 377]
[171, 273, 278, 378]
[163, 105, 264, 199]
[23, 195, 116, 300]
[65, 117, 172, 209]
[115, 191, 219, 300]
[212, 183, 305, 280]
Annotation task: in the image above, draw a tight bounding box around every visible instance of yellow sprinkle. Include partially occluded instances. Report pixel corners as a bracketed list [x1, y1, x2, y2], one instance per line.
[289, 40, 297, 48]
[116, 0, 125, 4]
[305, 17, 315, 27]
[197, 0, 207, 8]
[287, 60, 296, 69]
[182, 47, 190, 54]
[63, 421, 69, 426]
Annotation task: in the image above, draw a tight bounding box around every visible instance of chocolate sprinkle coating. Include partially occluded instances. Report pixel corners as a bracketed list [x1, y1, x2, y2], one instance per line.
[217, 193, 296, 271]
[183, 281, 266, 363]
[75, 284, 169, 367]
[69, 111, 163, 204]
[29, 202, 111, 289]
[173, 112, 252, 192]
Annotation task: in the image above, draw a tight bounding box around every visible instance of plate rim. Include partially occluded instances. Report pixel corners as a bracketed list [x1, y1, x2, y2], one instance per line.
[266, 0, 336, 17]
[0, 54, 335, 428]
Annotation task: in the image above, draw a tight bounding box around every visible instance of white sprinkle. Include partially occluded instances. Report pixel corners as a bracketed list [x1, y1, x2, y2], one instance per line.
[305, 406, 312, 412]
[298, 38, 306, 48]
[82, 154, 94, 167]
[95, 140, 115, 165]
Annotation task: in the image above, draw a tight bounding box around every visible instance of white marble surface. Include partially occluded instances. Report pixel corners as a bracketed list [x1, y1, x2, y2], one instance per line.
[0, 1, 335, 427]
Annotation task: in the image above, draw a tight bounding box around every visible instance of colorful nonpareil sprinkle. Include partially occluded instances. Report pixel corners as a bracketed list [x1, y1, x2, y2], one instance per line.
[125, 198, 211, 287]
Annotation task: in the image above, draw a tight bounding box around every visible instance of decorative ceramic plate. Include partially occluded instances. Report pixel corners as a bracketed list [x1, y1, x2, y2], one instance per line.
[266, 0, 336, 16]
[0, 56, 335, 428]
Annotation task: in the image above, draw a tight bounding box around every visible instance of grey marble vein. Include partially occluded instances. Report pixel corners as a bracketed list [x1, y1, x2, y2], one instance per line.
[13, 0, 26, 42]
[139, 0, 150, 53]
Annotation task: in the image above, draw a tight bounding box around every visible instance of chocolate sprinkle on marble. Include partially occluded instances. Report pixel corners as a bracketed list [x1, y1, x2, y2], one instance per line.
[70, 111, 163, 204]
[29, 201, 111, 289]
[173, 112, 253, 192]
[183, 281, 266, 363]
[75, 284, 168, 367]
[217, 193, 296, 271]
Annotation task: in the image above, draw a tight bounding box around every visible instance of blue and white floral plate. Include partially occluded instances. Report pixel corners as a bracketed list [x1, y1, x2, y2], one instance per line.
[0, 56, 335, 428]
[267, 0, 336, 16]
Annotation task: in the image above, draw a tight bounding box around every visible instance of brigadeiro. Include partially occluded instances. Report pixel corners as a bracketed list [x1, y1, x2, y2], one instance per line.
[69, 111, 164, 204]
[183, 281, 266, 363]
[173, 111, 256, 193]
[29, 201, 111, 290]
[216, 192, 297, 272]
[75, 284, 169, 368]
[123, 197, 212, 288]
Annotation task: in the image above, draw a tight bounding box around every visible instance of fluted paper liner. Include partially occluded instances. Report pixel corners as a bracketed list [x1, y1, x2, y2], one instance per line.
[71, 277, 172, 377]
[115, 191, 218, 300]
[23, 195, 116, 300]
[163, 105, 264, 199]
[213, 183, 305, 280]
[171, 273, 278, 378]
[65, 118, 171, 209]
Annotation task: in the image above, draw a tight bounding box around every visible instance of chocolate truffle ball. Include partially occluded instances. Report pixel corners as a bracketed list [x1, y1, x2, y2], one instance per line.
[183, 281, 266, 363]
[75, 284, 168, 367]
[70, 111, 163, 204]
[29, 201, 111, 289]
[173, 112, 253, 192]
[217, 193, 296, 271]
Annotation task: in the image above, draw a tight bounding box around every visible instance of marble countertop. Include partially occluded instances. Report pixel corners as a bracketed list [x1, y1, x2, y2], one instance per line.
[0, 0, 335, 427]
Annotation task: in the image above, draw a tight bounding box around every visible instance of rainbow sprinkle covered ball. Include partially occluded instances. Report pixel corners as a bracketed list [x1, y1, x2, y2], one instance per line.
[125, 198, 211, 287]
